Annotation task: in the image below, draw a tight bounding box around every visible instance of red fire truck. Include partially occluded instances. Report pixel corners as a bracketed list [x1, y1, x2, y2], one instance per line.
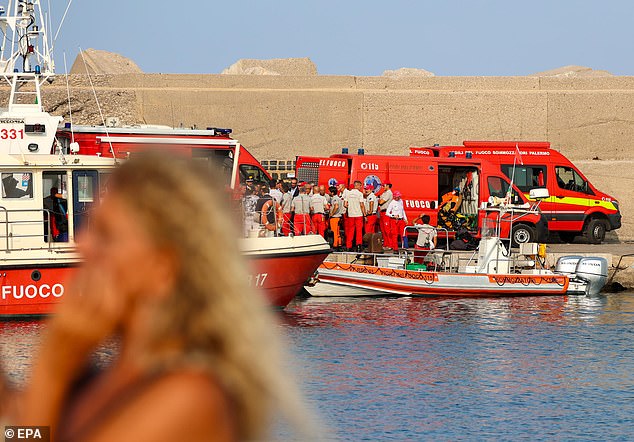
[411, 141, 621, 244]
[296, 150, 548, 246]
[55, 125, 271, 188]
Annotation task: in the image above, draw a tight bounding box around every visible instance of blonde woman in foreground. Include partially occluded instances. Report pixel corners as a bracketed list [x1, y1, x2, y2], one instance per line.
[0, 152, 313, 441]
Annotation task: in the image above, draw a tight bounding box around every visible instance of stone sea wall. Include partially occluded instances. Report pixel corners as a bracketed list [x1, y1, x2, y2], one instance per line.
[2, 72, 633, 239]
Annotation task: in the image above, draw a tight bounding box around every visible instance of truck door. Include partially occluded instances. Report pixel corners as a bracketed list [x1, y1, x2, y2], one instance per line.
[550, 165, 593, 231]
[72, 170, 99, 235]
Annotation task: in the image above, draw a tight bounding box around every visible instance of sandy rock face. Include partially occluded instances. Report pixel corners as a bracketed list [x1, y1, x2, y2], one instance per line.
[221, 58, 317, 76]
[70, 49, 143, 75]
[530, 65, 613, 78]
[382, 67, 435, 78]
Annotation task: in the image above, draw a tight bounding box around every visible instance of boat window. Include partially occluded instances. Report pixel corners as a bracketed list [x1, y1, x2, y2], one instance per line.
[487, 176, 522, 204]
[77, 175, 95, 202]
[42, 172, 69, 243]
[1, 172, 34, 199]
[239, 164, 269, 185]
[73, 171, 100, 235]
[555, 166, 593, 195]
[501, 165, 547, 192]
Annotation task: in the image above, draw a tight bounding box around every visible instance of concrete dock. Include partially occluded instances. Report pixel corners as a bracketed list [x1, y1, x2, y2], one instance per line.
[547, 241, 634, 290]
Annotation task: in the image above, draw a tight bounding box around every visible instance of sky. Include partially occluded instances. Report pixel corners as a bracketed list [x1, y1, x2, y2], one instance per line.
[50, 0, 634, 76]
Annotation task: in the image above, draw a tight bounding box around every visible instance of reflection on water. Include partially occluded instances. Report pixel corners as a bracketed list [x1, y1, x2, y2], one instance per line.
[2, 293, 634, 440]
[0, 320, 44, 384]
[282, 293, 634, 440]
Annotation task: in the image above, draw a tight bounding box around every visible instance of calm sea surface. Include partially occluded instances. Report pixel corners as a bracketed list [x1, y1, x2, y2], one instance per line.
[3, 293, 634, 440]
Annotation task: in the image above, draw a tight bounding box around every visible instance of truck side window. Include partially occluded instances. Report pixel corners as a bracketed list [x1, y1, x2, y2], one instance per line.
[555, 166, 593, 195]
[488, 176, 522, 204]
[501, 165, 547, 192]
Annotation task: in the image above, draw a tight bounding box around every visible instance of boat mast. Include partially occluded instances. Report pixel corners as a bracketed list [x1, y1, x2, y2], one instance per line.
[0, 0, 55, 114]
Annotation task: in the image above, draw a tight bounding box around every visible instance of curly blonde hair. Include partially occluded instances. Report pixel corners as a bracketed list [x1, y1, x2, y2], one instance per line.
[108, 152, 311, 440]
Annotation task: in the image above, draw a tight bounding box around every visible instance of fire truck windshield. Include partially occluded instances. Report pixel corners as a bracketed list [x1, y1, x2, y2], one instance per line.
[239, 164, 269, 184]
[555, 166, 594, 195]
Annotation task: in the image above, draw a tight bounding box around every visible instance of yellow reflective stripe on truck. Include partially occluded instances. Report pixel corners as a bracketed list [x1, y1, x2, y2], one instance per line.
[524, 194, 617, 211]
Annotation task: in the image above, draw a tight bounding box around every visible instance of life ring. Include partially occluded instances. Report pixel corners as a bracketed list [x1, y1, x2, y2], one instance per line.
[261, 200, 283, 231]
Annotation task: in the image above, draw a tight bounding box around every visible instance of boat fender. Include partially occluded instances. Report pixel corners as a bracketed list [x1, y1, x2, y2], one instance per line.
[261, 200, 283, 231]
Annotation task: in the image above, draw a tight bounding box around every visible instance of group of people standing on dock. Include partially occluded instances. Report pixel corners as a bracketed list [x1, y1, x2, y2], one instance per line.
[239, 176, 429, 252]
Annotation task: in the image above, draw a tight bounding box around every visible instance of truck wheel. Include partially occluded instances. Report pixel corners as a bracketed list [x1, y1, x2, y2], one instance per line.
[558, 232, 577, 243]
[585, 219, 607, 244]
[512, 224, 536, 247]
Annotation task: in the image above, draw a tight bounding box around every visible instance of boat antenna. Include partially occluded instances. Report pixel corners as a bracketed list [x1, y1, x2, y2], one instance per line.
[47, 0, 52, 42]
[62, 52, 74, 143]
[78, 46, 117, 162]
[50, 0, 73, 52]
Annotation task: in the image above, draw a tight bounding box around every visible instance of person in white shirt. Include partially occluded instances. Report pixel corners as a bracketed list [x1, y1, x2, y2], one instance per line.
[280, 183, 294, 236]
[269, 179, 283, 203]
[363, 185, 378, 234]
[343, 181, 366, 251]
[292, 187, 312, 235]
[310, 190, 330, 238]
[329, 186, 344, 249]
[319, 185, 331, 205]
[412, 213, 439, 265]
[378, 182, 393, 245]
[413, 214, 437, 249]
[385, 190, 407, 250]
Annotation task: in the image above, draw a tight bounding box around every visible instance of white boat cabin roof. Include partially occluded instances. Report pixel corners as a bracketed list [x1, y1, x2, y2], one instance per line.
[0, 153, 118, 169]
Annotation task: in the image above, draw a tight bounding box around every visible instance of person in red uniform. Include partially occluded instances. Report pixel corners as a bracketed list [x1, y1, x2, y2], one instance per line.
[343, 181, 366, 251]
[385, 190, 407, 250]
[363, 185, 378, 234]
[280, 183, 293, 236]
[378, 181, 393, 244]
[310, 188, 330, 238]
[292, 186, 312, 235]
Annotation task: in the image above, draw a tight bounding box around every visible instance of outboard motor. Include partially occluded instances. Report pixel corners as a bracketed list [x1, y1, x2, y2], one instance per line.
[575, 257, 609, 296]
[555, 256, 583, 275]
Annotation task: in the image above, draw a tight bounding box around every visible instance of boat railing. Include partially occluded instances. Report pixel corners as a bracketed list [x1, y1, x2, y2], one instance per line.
[325, 248, 474, 273]
[241, 201, 322, 239]
[0, 206, 68, 253]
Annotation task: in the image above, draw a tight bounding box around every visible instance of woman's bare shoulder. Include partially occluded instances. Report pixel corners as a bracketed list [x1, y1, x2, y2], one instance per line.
[86, 370, 236, 442]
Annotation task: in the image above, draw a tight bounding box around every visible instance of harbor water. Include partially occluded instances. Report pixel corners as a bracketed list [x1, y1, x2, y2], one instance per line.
[282, 293, 634, 440]
[2, 292, 634, 440]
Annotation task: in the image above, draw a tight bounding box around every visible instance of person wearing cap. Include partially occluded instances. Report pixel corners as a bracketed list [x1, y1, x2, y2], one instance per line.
[329, 186, 344, 250]
[363, 184, 378, 234]
[310, 186, 330, 238]
[385, 190, 407, 250]
[292, 186, 312, 235]
[378, 181, 393, 244]
[245, 175, 256, 194]
[343, 181, 366, 251]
